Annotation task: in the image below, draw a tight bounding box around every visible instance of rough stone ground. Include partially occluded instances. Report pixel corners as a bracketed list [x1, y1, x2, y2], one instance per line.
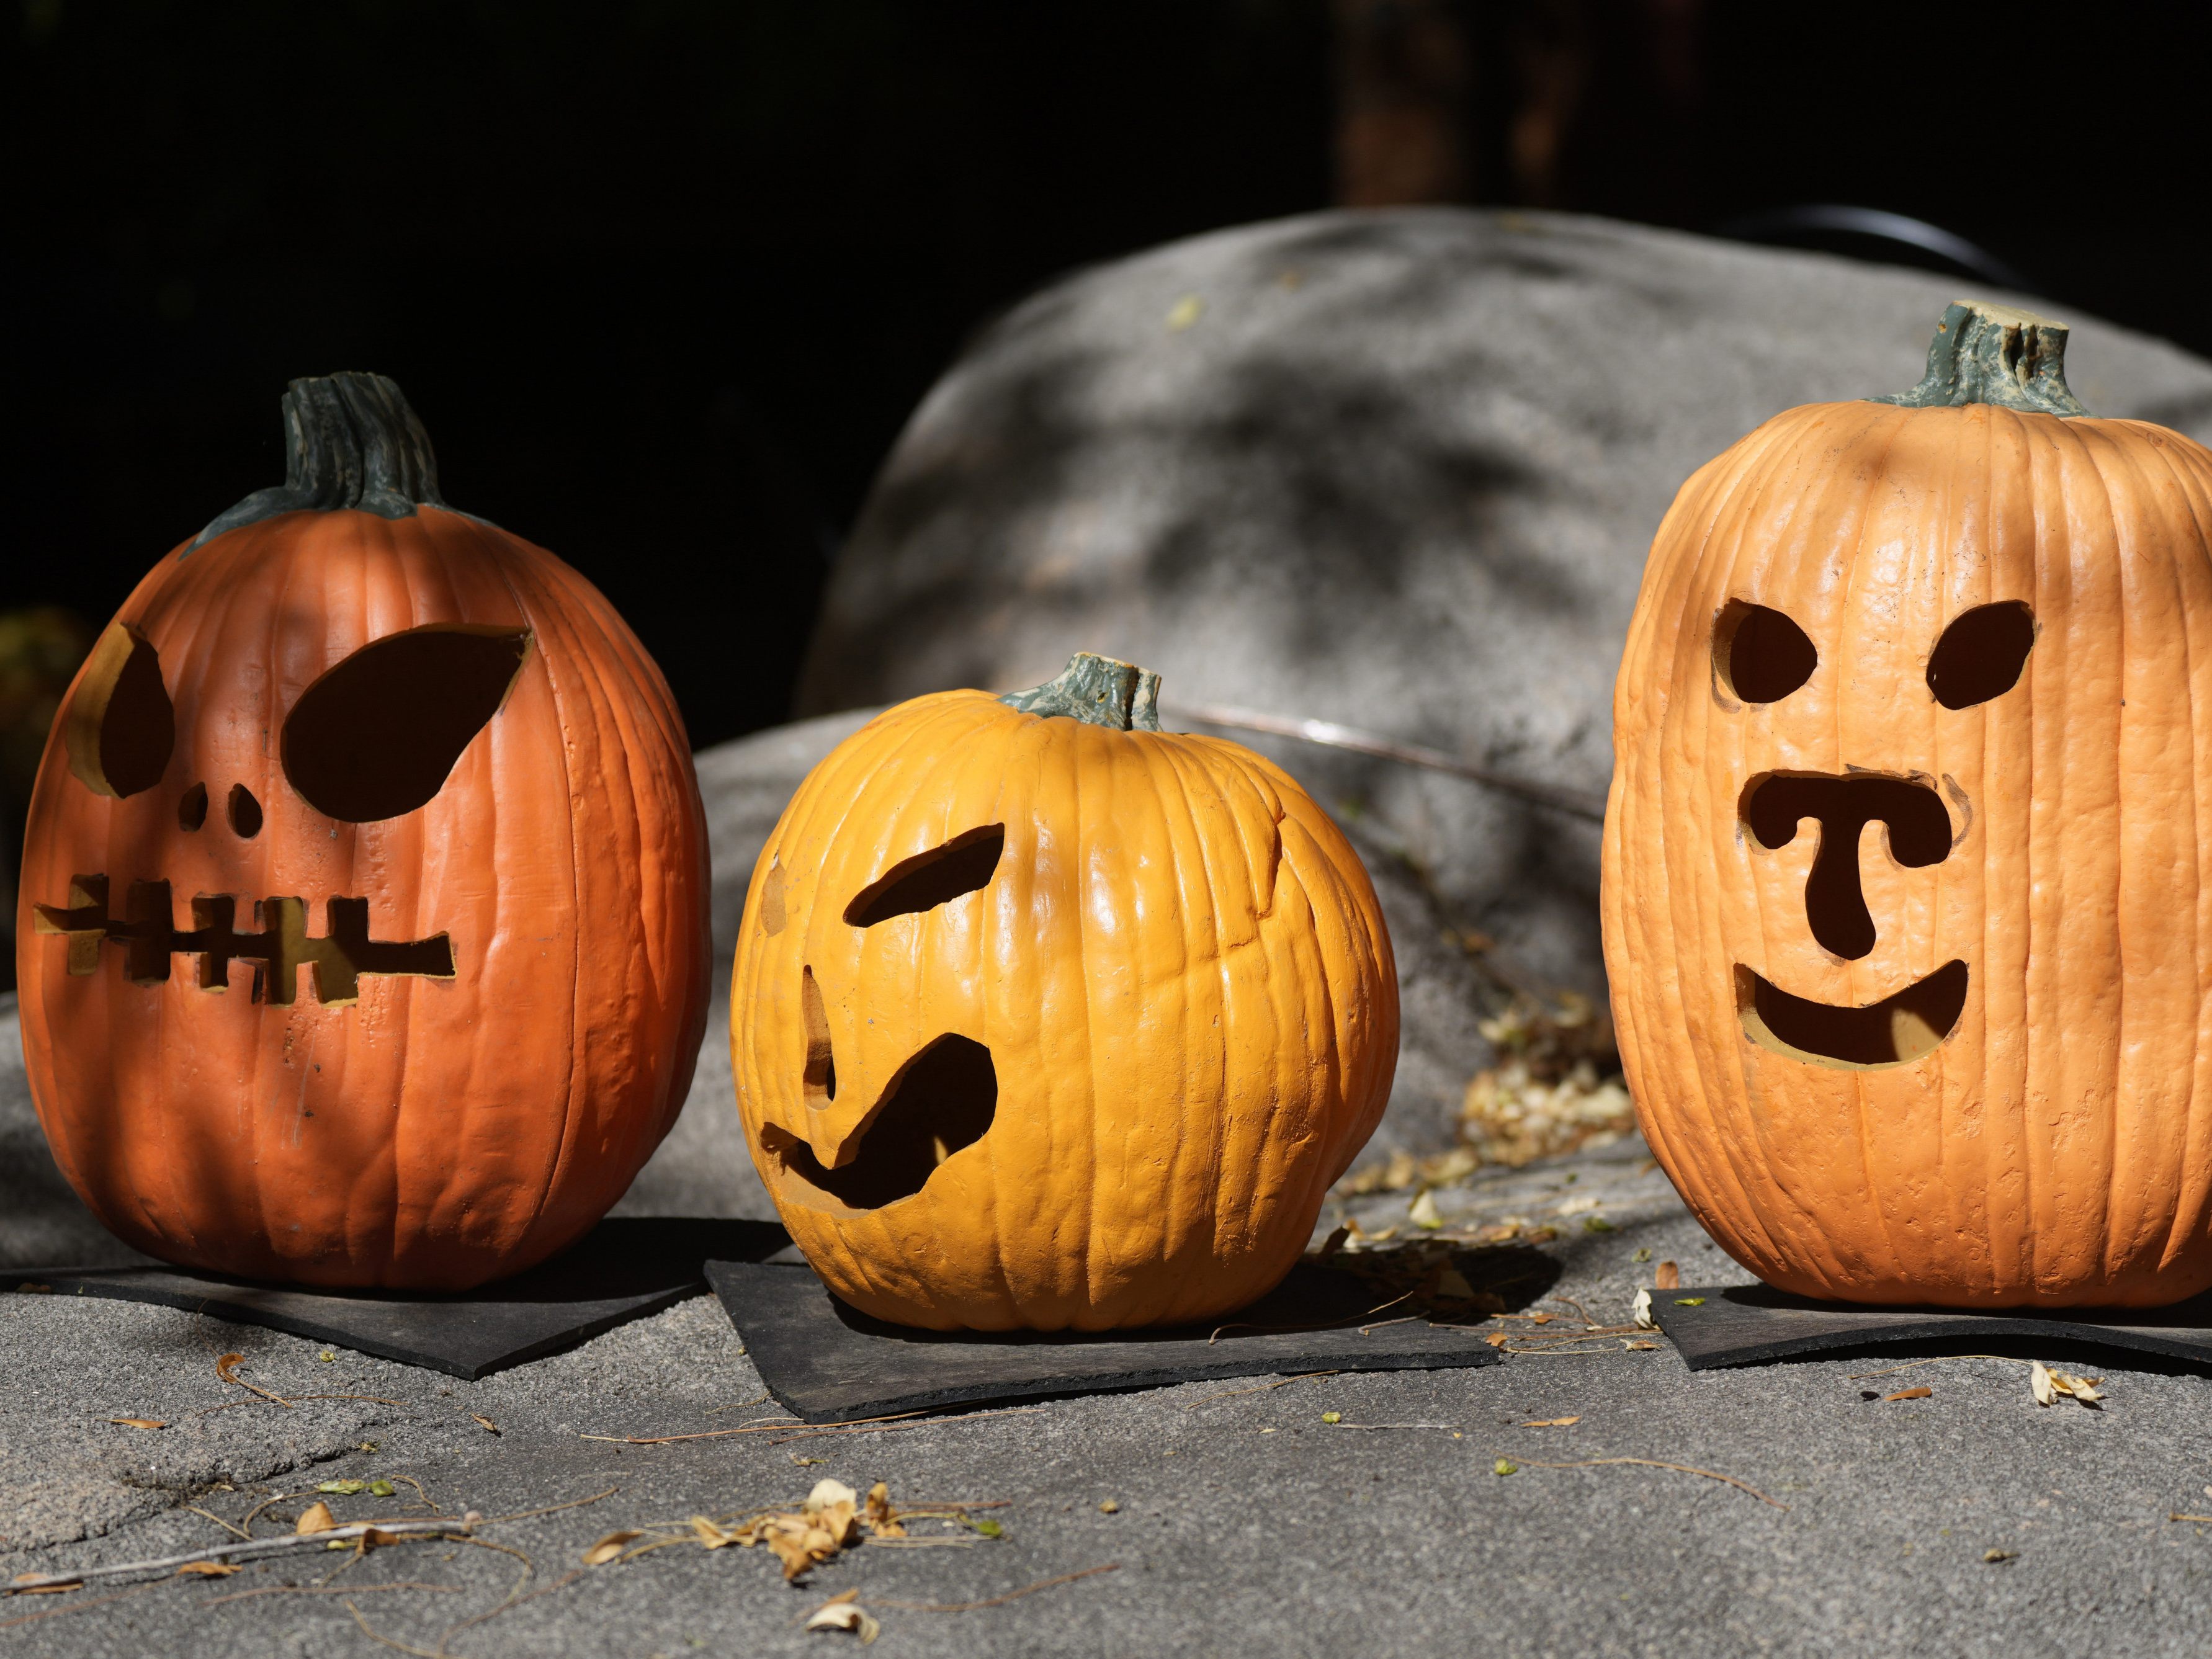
[7, 1134, 2212, 1658]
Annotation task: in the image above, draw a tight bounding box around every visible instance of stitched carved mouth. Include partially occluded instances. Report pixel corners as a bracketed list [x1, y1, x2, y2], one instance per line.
[763, 1034, 997, 1211]
[1737, 960, 1968, 1069]
[32, 875, 453, 1007]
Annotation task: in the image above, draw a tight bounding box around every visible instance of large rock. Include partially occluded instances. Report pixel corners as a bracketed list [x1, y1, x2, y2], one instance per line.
[797, 208, 2212, 999]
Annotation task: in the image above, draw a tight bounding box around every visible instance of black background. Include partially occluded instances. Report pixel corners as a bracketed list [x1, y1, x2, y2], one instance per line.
[9, 1, 2211, 749]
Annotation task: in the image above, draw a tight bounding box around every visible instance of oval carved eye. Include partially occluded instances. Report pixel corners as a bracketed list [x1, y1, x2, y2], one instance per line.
[282, 624, 530, 822]
[1927, 601, 2035, 709]
[1714, 601, 1817, 705]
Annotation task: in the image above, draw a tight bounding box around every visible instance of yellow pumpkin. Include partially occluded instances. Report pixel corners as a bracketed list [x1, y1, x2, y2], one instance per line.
[1604, 301, 2212, 1307]
[731, 653, 1397, 1330]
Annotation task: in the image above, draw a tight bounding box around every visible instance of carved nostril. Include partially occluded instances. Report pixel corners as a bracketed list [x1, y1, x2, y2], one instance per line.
[177, 782, 208, 831]
[227, 784, 263, 838]
[1742, 772, 1953, 960]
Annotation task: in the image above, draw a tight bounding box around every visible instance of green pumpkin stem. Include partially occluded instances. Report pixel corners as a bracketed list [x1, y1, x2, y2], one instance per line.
[1000, 653, 1163, 731]
[1872, 300, 2090, 418]
[189, 371, 448, 550]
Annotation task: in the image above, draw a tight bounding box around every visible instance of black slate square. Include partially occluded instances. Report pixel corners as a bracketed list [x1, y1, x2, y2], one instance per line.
[708, 1258, 1507, 1423]
[0, 1217, 790, 1380]
[1655, 1282, 2212, 1370]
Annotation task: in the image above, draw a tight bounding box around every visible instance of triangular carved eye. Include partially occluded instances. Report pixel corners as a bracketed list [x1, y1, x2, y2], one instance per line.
[282, 624, 530, 822]
[65, 622, 174, 798]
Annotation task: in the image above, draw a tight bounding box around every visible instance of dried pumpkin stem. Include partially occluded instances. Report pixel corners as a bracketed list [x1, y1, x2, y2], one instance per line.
[1000, 653, 1162, 731]
[1873, 299, 2090, 417]
[192, 371, 448, 550]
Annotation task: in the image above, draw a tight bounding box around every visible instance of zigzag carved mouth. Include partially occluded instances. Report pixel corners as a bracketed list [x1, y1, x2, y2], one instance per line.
[763, 1034, 996, 1211]
[33, 875, 452, 1007]
[1737, 960, 1968, 1070]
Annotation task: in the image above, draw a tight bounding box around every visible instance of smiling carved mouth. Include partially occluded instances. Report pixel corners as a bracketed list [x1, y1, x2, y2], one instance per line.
[763, 1034, 998, 1211]
[34, 875, 453, 1006]
[1737, 959, 1968, 1069]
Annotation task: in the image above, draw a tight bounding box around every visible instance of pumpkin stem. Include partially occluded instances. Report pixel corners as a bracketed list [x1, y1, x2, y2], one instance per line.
[189, 372, 449, 551]
[1872, 300, 2090, 418]
[1000, 653, 1163, 731]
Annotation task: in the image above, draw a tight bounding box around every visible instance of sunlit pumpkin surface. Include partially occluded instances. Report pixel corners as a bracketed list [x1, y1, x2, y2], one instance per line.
[15, 375, 712, 1290]
[732, 661, 1399, 1331]
[1605, 306, 2212, 1308]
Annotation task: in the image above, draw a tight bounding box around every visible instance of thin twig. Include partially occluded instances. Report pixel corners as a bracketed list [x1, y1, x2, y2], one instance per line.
[4, 1519, 469, 1592]
[869, 1562, 1122, 1611]
[202, 1581, 465, 1608]
[1327, 1422, 1462, 1431]
[0, 1580, 169, 1629]
[1211, 1290, 1414, 1344]
[481, 1487, 618, 1524]
[348, 1600, 445, 1659]
[580, 1408, 928, 1445]
[215, 1351, 292, 1408]
[702, 1391, 777, 1417]
[1509, 1457, 1786, 1509]
[181, 1503, 253, 1541]
[1184, 1371, 1341, 1407]
[768, 1406, 1044, 1445]
[439, 1567, 584, 1650]
[1170, 703, 1606, 821]
[2170, 1513, 2212, 1524]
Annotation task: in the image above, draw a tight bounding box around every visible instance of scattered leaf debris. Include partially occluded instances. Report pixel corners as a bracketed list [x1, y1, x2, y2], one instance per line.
[1322, 1411, 1342, 1424]
[1984, 1549, 2018, 1563]
[173, 1560, 242, 1578]
[1632, 1248, 1651, 1263]
[1098, 1500, 1120, 1514]
[1494, 1460, 1519, 1475]
[1655, 1261, 1680, 1290]
[1886, 1387, 1933, 1402]
[109, 1418, 165, 1430]
[1408, 1189, 1443, 1230]
[805, 1589, 881, 1643]
[1673, 1297, 1706, 1307]
[2030, 1361, 2103, 1408]
[472, 1414, 501, 1434]
[1632, 1289, 1656, 1330]
[317, 1351, 336, 1363]
[583, 1531, 643, 1567]
[294, 1502, 336, 1536]
[1521, 1417, 1580, 1428]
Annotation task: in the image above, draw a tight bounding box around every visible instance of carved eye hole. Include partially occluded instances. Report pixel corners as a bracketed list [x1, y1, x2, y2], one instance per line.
[64, 622, 174, 798]
[844, 825, 1005, 927]
[1928, 601, 2036, 709]
[1714, 601, 1817, 705]
[280, 624, 530, 822]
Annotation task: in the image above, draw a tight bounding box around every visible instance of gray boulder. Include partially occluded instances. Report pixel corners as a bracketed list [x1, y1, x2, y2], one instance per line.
[797, 207, 2212, 1001]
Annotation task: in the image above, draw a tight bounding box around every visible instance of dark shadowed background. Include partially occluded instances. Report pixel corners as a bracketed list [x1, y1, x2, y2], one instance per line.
[6, 0, 2212, 987]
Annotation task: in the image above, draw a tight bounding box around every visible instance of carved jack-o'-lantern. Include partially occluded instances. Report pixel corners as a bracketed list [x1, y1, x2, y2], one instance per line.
[16, 373, 711, 1290]
[731, 654, 1398, 1330]
[1605, 302, 2212, 1308]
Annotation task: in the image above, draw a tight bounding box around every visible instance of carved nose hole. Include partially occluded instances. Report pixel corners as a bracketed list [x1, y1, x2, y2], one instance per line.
[177, 782, 208, 831]
[1742, 773, 1953, 960]
[801, 966, 836, 1105]
[227, 784, 263, 839]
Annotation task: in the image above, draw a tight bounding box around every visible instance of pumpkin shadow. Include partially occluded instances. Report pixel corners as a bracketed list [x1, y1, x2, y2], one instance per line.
[822, 1242, 1562, 1346]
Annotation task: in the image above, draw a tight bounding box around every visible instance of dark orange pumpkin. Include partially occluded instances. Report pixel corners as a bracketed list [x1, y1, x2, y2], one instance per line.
[15, 373, 711, 1290]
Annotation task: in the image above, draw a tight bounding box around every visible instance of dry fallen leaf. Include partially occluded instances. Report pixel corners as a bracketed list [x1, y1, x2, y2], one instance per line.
[1493, 1459, 1518, 1476]
[215, 1353, 248, 1384]
[1484, 1331, 1512, 1348]
[692, 1515, 742, 1549]
[1623, 1339, 1659, 1351]
[1886, 1387, 1933, 1402]
[1984, 1548, 2018, 1563]
[295, 1501, 337, 1536]
[174, 1560, 242, 1577]
[472, 1415, 501, 1434]
[805, 1591, 880, 1643]
[1632, 1289, 1656, 1331]
[1098, 1499, 1121, 1514]
[1655, 1261, 1680, 1290]
[1522, 1417, 1581, 1428]
[318, 1479, 369, 1496]
[862, 1482, 904, 1539]
[2031, 1361, 2105, 1408]
[109, 1417, 166, 1430]
[583, 1529, 643, 1567]
[1408, 1189, 1443, 1230]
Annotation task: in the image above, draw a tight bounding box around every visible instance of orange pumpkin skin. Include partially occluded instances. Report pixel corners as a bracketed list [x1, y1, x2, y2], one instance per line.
[731, 658, 1398, 1331]
[16, 378, 710, 1290]
[1604, 308, 2212, 1308]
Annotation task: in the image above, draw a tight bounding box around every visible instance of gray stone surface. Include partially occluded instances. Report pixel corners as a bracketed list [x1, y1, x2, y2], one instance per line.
[798, 208, 2212, 999]
[7, 1138, 2212, 1658]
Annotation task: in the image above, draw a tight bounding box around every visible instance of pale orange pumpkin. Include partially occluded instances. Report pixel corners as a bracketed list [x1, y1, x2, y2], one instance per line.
[16, 372, 711, 1290]
[730, 653, 1398, 1330]
[1604, 301, 2212, 1308]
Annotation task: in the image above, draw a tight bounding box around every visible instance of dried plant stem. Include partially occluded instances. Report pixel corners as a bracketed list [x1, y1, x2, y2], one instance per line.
[1185, 1371, 1341, 1407]
[581, 1408, 928, 1445]
[481, 1488, 618, 1524]
[202, 1581, 465, 1609]
[767, 1406, 1044, 1445]
[4, 1519, 467, 1593]
[1510, 1457, 1786, 1509]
